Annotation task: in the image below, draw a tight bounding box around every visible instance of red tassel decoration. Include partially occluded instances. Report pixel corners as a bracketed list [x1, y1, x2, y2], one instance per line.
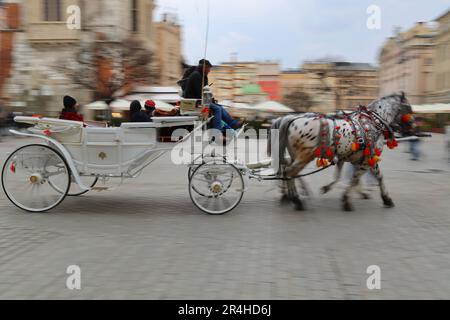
[375, 148, 382, 157]
[352, 143, 360, 152]
[364, 148, 371, 157]
[326, 148, 333, 159]
[315, 148, 321, 157]
[393, 139, 398, 148]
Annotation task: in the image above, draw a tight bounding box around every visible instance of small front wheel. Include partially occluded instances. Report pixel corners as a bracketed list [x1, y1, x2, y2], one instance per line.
[189, 160, 244, 215]
[2, 144, 71, 212]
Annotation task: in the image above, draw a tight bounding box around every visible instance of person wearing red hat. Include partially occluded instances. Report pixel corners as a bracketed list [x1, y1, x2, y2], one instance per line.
[144, 100, 156, 120]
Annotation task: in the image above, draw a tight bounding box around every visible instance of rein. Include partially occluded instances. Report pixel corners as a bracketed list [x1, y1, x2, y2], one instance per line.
[250, 164, 334, 181]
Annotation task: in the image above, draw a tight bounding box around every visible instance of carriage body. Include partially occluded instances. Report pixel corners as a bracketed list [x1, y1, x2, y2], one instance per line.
[12, 116, 199, 177]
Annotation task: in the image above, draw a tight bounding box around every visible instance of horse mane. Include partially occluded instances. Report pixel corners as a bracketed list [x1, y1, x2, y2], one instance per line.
[367, 93, 404, 109]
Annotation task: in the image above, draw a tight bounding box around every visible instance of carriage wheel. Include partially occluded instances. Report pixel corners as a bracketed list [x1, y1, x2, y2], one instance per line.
[49, 175, 98, 196]
[189, 161, 244, 215]
[1, 144, 71, 213]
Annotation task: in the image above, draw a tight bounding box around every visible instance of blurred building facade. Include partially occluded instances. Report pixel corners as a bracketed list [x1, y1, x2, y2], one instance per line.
[281, 62, 378, 113]
[154, 13, 182, 87]
[0, 0, 184, 115]
[0, 1, 20, 102]
[378, 22, 436, 105]
[429, 9, 450, 103]
[208, 61, 280, 104]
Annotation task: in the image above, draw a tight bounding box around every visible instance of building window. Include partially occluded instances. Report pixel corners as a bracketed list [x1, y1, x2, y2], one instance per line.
[43, 0, 62, 21]
[131, 0, 139, 32]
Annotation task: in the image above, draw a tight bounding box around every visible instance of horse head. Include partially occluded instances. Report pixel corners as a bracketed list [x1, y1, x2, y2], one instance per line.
[368, 92, 416, 136]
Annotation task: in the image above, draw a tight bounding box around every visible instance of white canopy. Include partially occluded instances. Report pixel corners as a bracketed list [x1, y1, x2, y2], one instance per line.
[109, 99, 176, 111]
[232, 103, 254, 110]
[253, 101, 294, 113]
[149, 100, 175, 111]
[412, 104, 450, 114]
[109, 99, 131, 110]
[85, 100, 109, 110]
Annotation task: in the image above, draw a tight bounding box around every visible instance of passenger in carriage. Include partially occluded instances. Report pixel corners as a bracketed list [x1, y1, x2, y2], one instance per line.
[60, 96, 84, 122]
[144, 100, 156, 120]
[130, 100, 151, 123]
[184, 59, 242, 132]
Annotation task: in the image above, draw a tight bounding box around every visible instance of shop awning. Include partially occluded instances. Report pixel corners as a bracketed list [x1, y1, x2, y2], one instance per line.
[413, 104, 450, 114]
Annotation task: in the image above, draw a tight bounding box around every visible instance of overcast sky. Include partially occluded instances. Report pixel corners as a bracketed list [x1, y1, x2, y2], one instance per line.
[154, 0, 449, 69]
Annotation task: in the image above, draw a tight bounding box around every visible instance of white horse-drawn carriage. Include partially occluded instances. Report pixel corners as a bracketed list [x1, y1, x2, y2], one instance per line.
[1, 105, 256, 215]
[2, 92, 419, 215]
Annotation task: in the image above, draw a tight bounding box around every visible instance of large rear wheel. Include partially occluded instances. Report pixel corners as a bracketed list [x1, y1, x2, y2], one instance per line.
[2, 144, 71, 212]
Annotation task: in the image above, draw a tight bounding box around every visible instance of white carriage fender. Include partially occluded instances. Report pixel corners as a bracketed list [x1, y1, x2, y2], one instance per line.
[8, 129, 90, 192]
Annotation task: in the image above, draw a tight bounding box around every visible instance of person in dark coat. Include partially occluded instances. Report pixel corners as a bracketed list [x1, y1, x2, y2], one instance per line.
[184, 59, 241, 132]
[60, 96, 84, 122]
[130, 100, 150, 122]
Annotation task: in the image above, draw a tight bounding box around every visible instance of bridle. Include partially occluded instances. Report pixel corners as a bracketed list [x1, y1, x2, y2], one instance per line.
[365, 108, 396, 140]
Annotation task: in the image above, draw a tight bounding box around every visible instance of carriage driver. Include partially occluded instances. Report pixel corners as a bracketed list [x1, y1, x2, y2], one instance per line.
[184, 59, 242, 133]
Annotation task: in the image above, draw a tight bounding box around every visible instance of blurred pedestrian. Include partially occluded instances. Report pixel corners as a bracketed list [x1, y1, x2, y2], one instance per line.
[445, 124, 450, 163]
[60, 96, 84, 122]
[130, 100, 150, 122]
[409, 137, 421, 161]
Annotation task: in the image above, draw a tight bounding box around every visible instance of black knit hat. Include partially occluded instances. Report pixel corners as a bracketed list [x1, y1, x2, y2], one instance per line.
[198, 59, 213, 68]
[63, 95, 77, 109]
[130, 100, 142, 114]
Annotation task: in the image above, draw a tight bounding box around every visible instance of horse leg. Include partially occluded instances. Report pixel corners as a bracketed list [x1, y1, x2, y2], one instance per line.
[298, 178, 312, 197]
[287, 178, 305, 211]
[286, 159, 308, 211]
[355, 182, 371, 200]
[280, 180, 291, 204]
[322, 160, 344, 194]
[370, 164, 395, 208]
[342, 166, 367, 212]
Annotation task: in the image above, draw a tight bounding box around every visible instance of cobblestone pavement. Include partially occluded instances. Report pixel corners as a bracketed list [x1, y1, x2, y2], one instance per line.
[0, 135, 449, 300]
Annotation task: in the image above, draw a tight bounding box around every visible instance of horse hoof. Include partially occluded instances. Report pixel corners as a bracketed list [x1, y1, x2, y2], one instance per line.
[361, 193, 371, 200]
[383, 197, 395, 208]
[293, 198, 305, 211]
[280, 195, 291, 205]
[321, 186, 331, 194]
[343, 202, 354, 212]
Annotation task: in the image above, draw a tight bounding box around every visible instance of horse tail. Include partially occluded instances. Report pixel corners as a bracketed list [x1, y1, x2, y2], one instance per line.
[267, 117, 282, 157]
[269, 115, 298, 176]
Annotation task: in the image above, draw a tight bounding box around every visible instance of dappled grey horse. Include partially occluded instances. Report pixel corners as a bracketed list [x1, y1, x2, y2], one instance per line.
[269, 93, 415, 211]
